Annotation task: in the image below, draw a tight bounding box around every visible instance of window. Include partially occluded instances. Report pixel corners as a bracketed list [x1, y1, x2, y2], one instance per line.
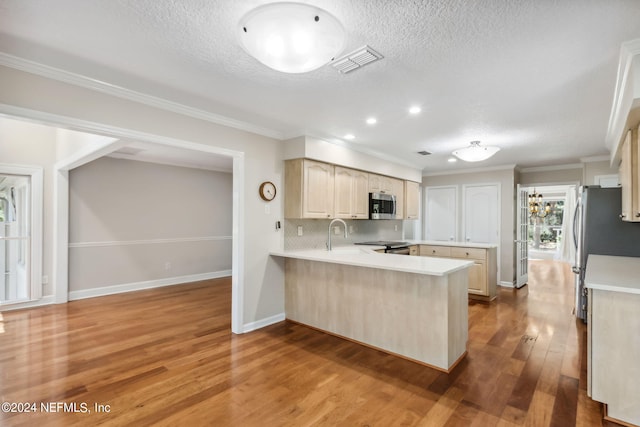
[528, 199, 564, 252]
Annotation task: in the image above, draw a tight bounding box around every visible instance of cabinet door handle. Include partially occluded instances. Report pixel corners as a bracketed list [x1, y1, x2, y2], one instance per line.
[636, 212, 640, 218]
[620, 214, 626, 219]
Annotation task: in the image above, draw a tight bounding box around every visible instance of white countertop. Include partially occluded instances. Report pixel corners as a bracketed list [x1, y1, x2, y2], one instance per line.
[585, 254, 640, 295]
[407, 240, 498, 249]
[270, 246, 473, 276]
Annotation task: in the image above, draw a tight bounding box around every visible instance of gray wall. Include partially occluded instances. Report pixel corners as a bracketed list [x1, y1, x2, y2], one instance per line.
[69, 157, 232, 292]
[422, 167, 516, 285]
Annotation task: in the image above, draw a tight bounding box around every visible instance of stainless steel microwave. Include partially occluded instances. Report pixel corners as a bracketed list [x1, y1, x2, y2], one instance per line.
[369, 192, 396, 219]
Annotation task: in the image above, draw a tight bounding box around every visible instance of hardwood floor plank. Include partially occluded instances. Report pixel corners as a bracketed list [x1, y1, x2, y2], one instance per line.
[0, 264, 607, 426]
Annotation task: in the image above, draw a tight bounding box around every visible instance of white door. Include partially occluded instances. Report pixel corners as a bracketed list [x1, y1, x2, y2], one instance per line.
[0, 166, 42, 306]
[463, 184, 499, 244]
[463, 184, 500, 283]
[515, 185, 529, 288]
[424, 186, 457, 241]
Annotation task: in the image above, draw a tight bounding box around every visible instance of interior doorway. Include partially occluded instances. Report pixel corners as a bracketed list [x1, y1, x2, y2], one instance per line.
[0, 165, 43, 306]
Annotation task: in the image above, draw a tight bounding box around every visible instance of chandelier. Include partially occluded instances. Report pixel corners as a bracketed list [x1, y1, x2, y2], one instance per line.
[528, 189, 551, 218]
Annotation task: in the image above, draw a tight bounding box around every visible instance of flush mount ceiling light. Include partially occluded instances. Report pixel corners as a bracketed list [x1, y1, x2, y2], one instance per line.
[452, 140, 500, 162]
[409, 106, 422, 115]
[238, 2, 346, 74]
[343, 134, 355, 140]
[366, 117, 377, 125]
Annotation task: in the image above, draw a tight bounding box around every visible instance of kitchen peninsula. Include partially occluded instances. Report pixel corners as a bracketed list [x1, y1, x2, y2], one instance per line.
[270, 247, 473, 372]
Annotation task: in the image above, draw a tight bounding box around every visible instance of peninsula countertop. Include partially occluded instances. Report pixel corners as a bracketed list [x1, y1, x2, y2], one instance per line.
[270, 246, 473, 276]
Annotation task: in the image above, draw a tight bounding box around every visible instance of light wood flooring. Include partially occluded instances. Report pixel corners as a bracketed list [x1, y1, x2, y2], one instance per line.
[0, 260, 616, 426]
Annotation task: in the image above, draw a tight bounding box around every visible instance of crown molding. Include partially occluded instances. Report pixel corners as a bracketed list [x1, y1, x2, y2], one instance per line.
[580, 155, 610, 163]
[606, 39, 640, 157]
[422, 164, 516, 177]
[518, 163, 582, 173]
[0, 52, 285, 140]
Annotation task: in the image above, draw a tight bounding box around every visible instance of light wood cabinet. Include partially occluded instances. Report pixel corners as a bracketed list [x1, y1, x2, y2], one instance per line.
[409, 245, 419, 256]
[404, 181, 420, 220]
[585, 255, 640, 427]
[588, 288, 640, 426]
[392, 178, 404, 219]
[285, 158, 415, 221]
[285, 159, 334, 218]
[419, 244, 497, 301]
[368, 173, 394, 194]
[619, 126, 640, 222]
[334, 167, 369, 219]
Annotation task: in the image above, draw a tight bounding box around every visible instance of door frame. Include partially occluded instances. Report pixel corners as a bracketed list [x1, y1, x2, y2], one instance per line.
[461, 182, 501, 285]
[0, 163, 43, 304]
[0, 105, 245, 334]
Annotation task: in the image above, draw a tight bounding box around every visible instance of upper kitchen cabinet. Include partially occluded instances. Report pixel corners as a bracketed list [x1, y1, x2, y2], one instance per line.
[334, 167, 369, 219]
[404, 181, 420, 220]
[368, 173, 394, 194]
[392, 178, 404, 219]
[285, 159, 334, 218]
[619, 125, 640, 222]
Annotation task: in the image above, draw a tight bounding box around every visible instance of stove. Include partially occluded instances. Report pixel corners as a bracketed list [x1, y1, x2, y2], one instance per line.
[355, 241, 409, 248]
[355, 241, 411, 254]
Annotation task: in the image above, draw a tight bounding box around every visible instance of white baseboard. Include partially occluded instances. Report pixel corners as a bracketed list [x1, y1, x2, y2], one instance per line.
[0, 295, 56, 311]
[499, 281, 515, 288]
[241, 312, 286, 333]
[68, 270, 232, 301]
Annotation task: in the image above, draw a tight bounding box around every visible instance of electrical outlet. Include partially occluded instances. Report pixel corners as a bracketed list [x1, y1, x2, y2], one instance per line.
[394, 224, 398, 231]
[349, 225, 354, 233]
[42, 275, 49, 285]
[297, 226, 303, 236]
[164, 262, 171, 270]
[334, 226, 340, 235]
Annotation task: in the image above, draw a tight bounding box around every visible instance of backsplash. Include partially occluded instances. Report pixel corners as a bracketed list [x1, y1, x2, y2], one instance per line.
[284, 219, 405, 250]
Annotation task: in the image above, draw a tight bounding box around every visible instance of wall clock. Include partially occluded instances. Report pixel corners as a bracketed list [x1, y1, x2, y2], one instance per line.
[259, 181, 276, 202]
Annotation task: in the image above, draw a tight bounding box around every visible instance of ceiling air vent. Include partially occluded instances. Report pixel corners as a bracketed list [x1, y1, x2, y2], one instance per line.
[331, 45, 383, 74]
[417, 151, 432, 156]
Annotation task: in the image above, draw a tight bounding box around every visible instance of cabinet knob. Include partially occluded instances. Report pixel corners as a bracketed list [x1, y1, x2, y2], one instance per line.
[636, 212, 640, 218]
[620, 213, 626, 219]
[466, 252, 469, 256]
[432, 250, 436, 254]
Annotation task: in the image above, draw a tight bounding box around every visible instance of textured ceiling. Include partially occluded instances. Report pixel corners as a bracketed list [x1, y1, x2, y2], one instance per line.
[1, 0, 640, 172]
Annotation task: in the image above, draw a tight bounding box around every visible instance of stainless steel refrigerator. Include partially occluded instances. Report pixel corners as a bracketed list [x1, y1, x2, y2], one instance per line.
[573, 186, 640, 321]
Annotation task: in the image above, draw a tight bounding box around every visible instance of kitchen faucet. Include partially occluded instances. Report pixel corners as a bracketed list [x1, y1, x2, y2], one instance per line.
[327, 218, 348, 251]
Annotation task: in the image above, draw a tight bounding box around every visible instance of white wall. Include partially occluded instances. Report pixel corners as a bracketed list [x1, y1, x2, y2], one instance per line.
[0, 64, 284, 330]
[68, 157, 232, 293]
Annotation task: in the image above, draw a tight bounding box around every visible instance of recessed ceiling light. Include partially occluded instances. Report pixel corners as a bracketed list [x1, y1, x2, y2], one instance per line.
[344, 134, 355, 140]
[366, 117, 377, 125]
[409, 106, 422, 115]
[448, 157, 457, 163]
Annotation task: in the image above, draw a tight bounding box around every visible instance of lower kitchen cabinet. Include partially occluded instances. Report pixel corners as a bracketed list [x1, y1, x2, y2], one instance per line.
[586, 255, 640, 427]
[419, 244, 497, 301]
